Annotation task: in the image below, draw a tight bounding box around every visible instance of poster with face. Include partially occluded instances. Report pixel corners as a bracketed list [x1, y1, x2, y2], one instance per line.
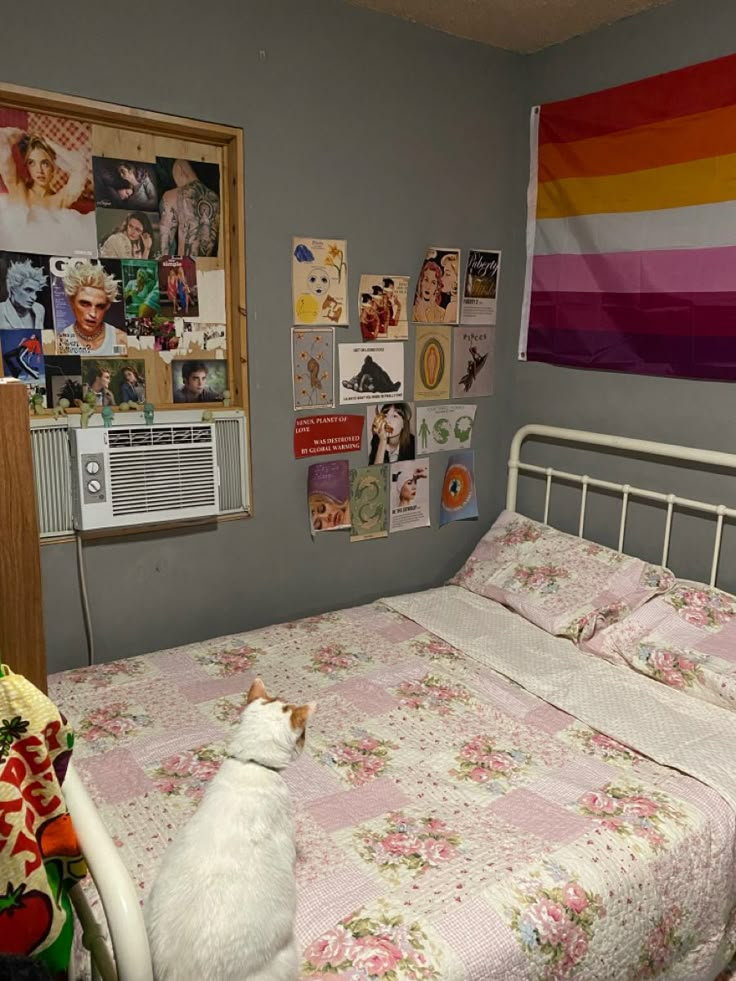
[358, 274, 409, 340]
[81, 358, 146, 406]
[121, 259, 160, 324]
[0, 106, 96, 256]
[366, 402, 415, 465]
[451, 326, 495, 398]
[159, 255, 199, 318]
[339, 342, 404, 405]
[0, 252, 52, 330]
[412, 247, 460, 324]
[292, 237, 348, 326]
[390, 458, 430, 533]
[172, 359, 227, 403]
[308, 459, 351, 535]
[292, 327, 335, 410]
[49, 256, 127, 357]
[414, 325, 452, 401]
[460, 249, 501, 326]
[97, 209, 161, 262]
[440, 450, 478, 526]
[349, 465, 389, 541]
[93, 157, 159, 212]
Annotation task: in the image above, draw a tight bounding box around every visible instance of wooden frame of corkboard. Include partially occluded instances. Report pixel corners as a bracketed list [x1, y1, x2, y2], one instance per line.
[0, 81, 252, 525]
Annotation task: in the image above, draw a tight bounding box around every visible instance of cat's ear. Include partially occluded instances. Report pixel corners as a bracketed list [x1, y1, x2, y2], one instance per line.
[246, 677, 268, 704]
[290, 702, 317, 729]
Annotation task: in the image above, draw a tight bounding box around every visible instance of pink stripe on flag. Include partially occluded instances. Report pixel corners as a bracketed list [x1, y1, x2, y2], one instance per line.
[532, 246, 736, 294]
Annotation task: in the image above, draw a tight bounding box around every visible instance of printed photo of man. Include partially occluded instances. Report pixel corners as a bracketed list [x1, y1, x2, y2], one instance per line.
[56, 260, 127, 356]
[82, 365, 116, 406]
[173, 360, 224, 403]
[0, 256, 50, 330]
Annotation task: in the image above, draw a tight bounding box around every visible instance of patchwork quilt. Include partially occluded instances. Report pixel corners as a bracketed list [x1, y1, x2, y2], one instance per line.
[49, 588, 736, 980]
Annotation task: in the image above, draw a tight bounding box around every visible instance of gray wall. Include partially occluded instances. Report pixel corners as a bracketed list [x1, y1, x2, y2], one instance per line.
[2, 0, 527, 670]
[513, 0, 736, 593]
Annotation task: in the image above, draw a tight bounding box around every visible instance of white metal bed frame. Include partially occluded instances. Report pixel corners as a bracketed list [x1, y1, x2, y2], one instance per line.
[61, 424, 736, 980]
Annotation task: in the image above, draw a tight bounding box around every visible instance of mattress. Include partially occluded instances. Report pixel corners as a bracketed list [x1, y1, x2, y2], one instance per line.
[50, 586, 736, 980]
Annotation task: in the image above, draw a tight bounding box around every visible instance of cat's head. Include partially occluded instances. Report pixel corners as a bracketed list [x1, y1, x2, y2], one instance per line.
[227, 677, 316, 770]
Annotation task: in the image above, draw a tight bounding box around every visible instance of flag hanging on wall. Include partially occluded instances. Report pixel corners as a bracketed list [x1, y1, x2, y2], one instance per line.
[519, 53, 736, 381]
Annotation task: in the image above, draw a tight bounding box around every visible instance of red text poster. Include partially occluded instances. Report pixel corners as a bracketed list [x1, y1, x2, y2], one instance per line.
[294, 414, 364, 459]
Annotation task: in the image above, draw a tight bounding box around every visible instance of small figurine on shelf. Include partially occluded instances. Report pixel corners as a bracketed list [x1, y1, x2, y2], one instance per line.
[54, 397, 70, 421]
[101, 405, 114, 428]
[222, 389, 232, 408]
[76, 390, 97, 429]
[118, 401, 131, 412]
[30, 392, 46, 415]
[201, 409, 214, 422]
[144, 402, 155, 426]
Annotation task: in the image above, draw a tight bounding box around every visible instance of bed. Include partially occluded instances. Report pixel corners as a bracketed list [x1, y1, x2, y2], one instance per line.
[52, 424, 736, 981]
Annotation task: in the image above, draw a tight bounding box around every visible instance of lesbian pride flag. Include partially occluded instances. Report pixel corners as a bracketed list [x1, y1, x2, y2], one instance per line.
[519, 54, 736, 381]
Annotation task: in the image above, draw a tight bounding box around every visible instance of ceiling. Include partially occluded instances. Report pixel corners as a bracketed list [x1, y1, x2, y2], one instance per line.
[344, 0, 674, 53]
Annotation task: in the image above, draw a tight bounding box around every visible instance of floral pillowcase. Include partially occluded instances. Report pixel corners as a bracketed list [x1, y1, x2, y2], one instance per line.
[582, 579, 736, 714]
[450, 510, 673, 642]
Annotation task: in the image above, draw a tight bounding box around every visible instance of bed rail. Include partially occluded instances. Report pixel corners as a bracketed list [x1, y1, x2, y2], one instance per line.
[507, 424, 736, 586]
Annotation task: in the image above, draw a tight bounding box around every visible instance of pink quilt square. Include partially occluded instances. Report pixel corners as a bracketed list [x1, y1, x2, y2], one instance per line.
[524, 701, 574, 735]
[285, 754, 343, 805]
[151, 650, 209, 679]
[333, 678, 401, 715]
[378, 619, 427, 643]
[131, 720, 227, 766]
[178, 675, 254, 703]
[76, 748, 155, 805]
[297, 867, 383, 946]
[306, 778, 409, 832]
[488, 788, 594, 844]
[530, 757, 617, 804]
[435, 898, 526, 980]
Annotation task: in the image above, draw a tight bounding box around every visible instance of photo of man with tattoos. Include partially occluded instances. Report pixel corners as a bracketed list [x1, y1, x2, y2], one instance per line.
[156, 157, 221, 258]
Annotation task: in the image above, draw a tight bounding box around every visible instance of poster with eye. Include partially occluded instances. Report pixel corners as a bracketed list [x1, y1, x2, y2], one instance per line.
[48, 255, 126, 356]
[292, 327, 335, 410]
[156, 157, 221, 258]
[390, 458, 430, 533]
[292, 237, 348, 326]
[308, 459, 351, 536]
[121, 259, 160, 323]
[44, 354, 82, 407]
[412, 247, 460, 324]
[358, 274, 409, 340]
[440, 450, 478, 526]
[460, 249, 501, 326]
[0, 106, 96, 256]
[415, 404, 476, 454]
[93, 158, 159, 212]
[350, 464, 389, 541]
[414, 325, 451, 401]
[366, 402, 415, 465]
[339, 342, 404, 405]
[0, 328, 44, 382]
[159, 255, 199, 318]
[452, 326, 495, 398]
[0, 252, 52, 329]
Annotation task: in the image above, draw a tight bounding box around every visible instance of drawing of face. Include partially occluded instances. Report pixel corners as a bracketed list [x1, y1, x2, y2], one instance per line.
[441, 256, 458, 295]
[420, 267, 439, 302]
[70, 287, 111, 334]
[26, 147, 54, 189]
[307, 267, 330, 296]
[9, 279, 40, 311]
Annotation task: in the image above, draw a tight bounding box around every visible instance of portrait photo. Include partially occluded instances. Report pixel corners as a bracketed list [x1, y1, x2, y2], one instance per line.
[49, 256, 127, 356]
[157, 157, 220, 258]
[366, 401, 416, 465]
[172, 359, 227, 403]
[159, 255, 199, 317]
[0, 252, 52, 330]
[97, 208, 160, 261]
[93, 157, 159, 212]
[121, 259, 160, 323]
[0, 105, 96, 256]
[82, 358, 146, 407]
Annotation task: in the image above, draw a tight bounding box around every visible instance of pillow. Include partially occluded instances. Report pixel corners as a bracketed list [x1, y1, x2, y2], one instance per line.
[450, 510, 673, 642]
[583, 579, 736, 714]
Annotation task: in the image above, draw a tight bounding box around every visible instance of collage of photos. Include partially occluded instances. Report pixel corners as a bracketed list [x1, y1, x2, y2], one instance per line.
[293, 238, 501, 540]
[0, 101, 228, 409]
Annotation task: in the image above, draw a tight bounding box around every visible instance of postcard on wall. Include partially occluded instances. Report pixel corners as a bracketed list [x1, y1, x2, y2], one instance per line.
[440, 450, 478, 526]
[0, 328, 44, 383]
[48, 256, 127, 356]
[292, 327, 335, 410]
[350, 464, 389, 542]
[460, 249, 501, 326]
[416, 403, 476, 454]
[0, 106, 97, 257]
[308, 459, 351, 536]
[294, 413, 364, 459]
[366, 401, 415, 465]
[81, 357, 146, 406]
[121, 259, 160, 324]
[412, 247, 460, 324]
[171, 359, 227, 403]
[159, 255, 199, 318]
[93, 157, 159, 212]
[339, 342, 404, 405]
[358, 274, 409, 340]
[97, 208, 161, 262]
[452, 326, 495, 398]
[196, 261, 227, 323]
[44, 354, 82, 407]
[156, 157, 221, 258]
[414, 325, 451, 401]
[292, 237, 348, 326]
[390, 458, 430, 533]
[0, 252, 53, 330]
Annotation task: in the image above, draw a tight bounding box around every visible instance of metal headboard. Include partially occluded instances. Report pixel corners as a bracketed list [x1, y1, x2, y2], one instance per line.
[506, 425, 736, 587]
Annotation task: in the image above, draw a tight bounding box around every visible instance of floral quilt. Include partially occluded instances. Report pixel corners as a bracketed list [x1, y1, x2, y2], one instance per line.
[49, 591, 736, 980]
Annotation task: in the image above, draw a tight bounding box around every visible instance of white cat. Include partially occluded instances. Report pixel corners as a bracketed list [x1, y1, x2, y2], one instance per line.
[145, 677, 315, 981]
